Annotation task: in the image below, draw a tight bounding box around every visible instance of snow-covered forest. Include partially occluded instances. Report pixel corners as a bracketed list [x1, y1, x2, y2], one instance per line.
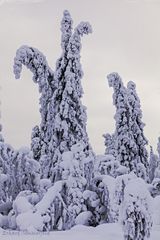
[0, 9, 160, 240]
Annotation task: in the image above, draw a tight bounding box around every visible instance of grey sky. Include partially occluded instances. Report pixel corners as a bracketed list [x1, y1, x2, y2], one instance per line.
[0, 0, 160, 154]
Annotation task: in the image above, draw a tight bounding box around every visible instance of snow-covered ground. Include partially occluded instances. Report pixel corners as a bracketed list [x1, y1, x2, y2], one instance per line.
[0, 223, 159, 240]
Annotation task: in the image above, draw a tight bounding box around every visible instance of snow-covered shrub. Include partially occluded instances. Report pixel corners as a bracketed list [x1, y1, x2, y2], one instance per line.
[114, 172, 137, 205]
[150, 178, 160, 197]
[116, 165, 129, 176]
[84, 176, 113, 225]
[59, 142, 88, 180]
[148, 146, 158, 183]
[0, 139, 14, 203]
[95, 154, 129, 178]
[113, 172, 137, 222]
[136, 162, 147, 180]
[83, 189, 100, 226]
[121, 178, 152, 240]
[38, 178, 52, 198]
[149, 159, 160, 197]
[0, 213, 8, 229]
[11, 147, 41, 198]
[103, 133, 117, 157]
[95, 154, 118, 177]
[31, 125, 42, 161]
[0, 171, 9, 203]
[63, 177, 86, 230]
[154, 162, 160, 179]
[16, 179, 84, 232]
[58, 144, 88, 230]
[14, 181, 63, 232]
[7, 190, 40, 231]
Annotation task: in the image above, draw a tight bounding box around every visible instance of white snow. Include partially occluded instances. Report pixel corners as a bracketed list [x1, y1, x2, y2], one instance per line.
[102, 175, 115, 197]
[36, 181, 64, 214]
[0, 223, 159, 240]
[16, 211, 44, 232]
[75, 211, 93, 226]
[153, 195, 160, 225]
[13, 197, 33, 215]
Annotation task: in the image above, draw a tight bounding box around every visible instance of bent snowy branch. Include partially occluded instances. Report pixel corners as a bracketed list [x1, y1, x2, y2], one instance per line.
[67, 22, 92, 58]
[13, 45, 53, 90]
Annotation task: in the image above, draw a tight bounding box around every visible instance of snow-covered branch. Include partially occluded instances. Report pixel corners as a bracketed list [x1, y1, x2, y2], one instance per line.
[67, 22, 92, 58]
[13, 45, 53, 89]
[61, 10, 73, 52]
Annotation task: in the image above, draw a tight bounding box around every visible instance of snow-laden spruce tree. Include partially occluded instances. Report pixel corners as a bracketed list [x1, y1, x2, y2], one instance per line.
[105, 73, 148, 179]
[13, 11, 94, 183]
[41, 9, 73, 165]
[40, 11, 94, 182]
[106, 73, 136, 172]
[127, 81, 149, 178]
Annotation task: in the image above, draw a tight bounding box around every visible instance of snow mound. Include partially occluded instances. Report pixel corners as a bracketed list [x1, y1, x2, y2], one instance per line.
[13, 196, 33, 215]
[16, 211, 44, 232]
[75, 211, 93, 226]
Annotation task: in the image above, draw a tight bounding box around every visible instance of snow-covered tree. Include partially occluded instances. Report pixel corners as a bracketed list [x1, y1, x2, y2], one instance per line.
[149, 146, 158, 183]
[13, 45, 54, 162]
[121, 178, 152, 240]
[41, 11, 94, 182]
[105, 73, 148, 179]
[13, 11, 94, 183]
[106, 73, 135, 172]
[127, 81, 149, 177]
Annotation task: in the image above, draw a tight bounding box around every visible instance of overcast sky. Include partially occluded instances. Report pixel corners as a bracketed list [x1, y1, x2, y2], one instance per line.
[0, 0, 160, 154]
